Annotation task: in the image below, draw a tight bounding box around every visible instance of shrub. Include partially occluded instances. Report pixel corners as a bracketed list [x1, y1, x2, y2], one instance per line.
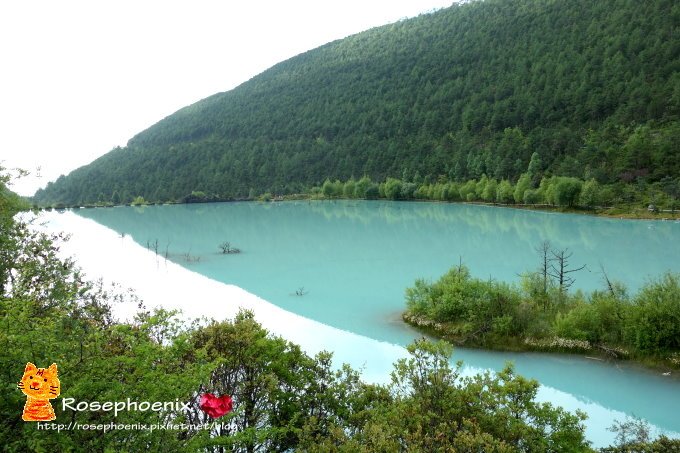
[624, 273, 680, 352]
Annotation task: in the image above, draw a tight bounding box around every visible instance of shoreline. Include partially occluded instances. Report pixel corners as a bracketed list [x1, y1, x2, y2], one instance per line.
[37, 196, 680, 222]
[402, 311, 680, 376]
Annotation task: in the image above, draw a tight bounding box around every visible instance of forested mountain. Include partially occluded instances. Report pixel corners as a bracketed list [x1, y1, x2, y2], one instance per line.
[34, 0, 680, 206]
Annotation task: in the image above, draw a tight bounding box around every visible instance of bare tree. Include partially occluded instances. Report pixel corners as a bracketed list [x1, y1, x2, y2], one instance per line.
[549, 248, 586, 293]
[183, 247, 201, 263]
[146, 238, 159, 255]
[599, 263, 616, 296]
[219, 241, 241, 254]
[535, 241, 551, 297]
[598, 263, 627, 301]
[455, 255, 466, 278]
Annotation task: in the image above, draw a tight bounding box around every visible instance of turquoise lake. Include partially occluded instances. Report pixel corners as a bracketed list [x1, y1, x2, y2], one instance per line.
[68, 200, 680, 446]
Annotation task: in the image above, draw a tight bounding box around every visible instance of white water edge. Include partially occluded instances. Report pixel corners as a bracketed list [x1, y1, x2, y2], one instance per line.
[37, 209, 675, 447]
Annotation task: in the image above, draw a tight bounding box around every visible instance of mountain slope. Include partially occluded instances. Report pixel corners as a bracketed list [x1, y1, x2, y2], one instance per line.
[34, 0, 680, 205]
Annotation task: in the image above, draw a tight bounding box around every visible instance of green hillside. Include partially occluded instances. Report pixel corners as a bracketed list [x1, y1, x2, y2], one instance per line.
[34, 0, 680, 206]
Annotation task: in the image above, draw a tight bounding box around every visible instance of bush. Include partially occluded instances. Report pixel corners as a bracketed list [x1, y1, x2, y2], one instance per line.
[482, 178, 498, 202]
[405, 265, 524, 338]
[343, 178, 356, 198]
[579, 179, 601, 207]
[365, 184, 380, 199]
[407, 259, 680, 361]
[496, 180, 515, 204]
[624, 273, 680, 352]
[354, 176, 372, 198]
[514, 173, 532, 203]
[459, 180, 477, 201]
[384, 177, 403, 200]
[552, 177, 583, 206]
[523, 188, 543, 204]
[554, 303, 596, 341]
[131, 195, 147, 206]
[400, 182, 417, 199]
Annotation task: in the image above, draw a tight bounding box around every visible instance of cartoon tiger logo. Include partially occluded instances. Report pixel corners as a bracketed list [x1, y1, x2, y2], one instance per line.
[18, 363, 60, 421]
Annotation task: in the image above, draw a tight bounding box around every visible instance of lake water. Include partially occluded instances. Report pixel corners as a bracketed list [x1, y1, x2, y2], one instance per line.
[44, 201, 680, 447]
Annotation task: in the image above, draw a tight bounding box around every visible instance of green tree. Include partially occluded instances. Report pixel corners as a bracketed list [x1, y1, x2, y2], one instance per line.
[131, 195, 147, 206]
[523, 188, 543, 204]
[354, 176, 372, 198]
[624, 274, 680, 352]
[459, 179, 477, 201]
[660, 176, 679, 212]
[579, 179, 601, 207]
[318, 339, 590, 452]
[383, 177, 403, 200]
[185, 310, 371, 452]
[364, 184, 380, 199]
[496, 180, 515, 204]
[514, 172, 532, 203]
[528, 152, 542, 175]
[552, 177, 584, 207]
[322, 179, 334, 198]
[482, 178, 498, 202]
[400, 182, 417, 199]
[475, 174, 489, 199]
[343, 178, 356, 198]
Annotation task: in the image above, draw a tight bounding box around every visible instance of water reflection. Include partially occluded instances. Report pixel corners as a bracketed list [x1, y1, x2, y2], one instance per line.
[76, 201, 680, 294]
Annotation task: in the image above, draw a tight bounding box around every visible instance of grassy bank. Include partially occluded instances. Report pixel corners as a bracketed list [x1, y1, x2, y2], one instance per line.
[402, 262, 680, 374]
[402, 311, 680, 373]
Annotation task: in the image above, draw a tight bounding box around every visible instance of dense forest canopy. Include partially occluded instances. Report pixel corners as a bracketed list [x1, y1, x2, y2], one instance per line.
[34, 0, 680, 206]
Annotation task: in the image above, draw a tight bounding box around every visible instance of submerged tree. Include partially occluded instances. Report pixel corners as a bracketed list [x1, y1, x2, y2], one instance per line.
[219, 241, 241, 254]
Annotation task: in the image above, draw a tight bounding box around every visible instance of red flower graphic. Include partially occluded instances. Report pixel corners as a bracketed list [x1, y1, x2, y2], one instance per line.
[199, 393, 233, 419]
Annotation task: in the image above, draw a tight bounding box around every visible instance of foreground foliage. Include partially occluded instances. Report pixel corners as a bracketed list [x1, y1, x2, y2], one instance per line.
[301, 340, 589, 452]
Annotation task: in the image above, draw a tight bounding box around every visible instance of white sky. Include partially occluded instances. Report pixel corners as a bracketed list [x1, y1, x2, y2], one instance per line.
[1, 0, 453, 196]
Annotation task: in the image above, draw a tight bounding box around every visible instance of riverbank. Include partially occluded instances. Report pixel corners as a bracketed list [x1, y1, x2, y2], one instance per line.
[292, 194, 680, 221]
[519, 203, 680, 221]
[402, 310, 680, 375]
[37, 200, 680, 222]
[40, 195, 680, 222]
[304, 196, 680, 221]
[272, 195, 680, 221]
[470, 201, 680, 221]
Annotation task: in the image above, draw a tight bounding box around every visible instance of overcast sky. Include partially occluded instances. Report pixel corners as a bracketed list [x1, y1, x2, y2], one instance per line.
[1, 0, 453, 196]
